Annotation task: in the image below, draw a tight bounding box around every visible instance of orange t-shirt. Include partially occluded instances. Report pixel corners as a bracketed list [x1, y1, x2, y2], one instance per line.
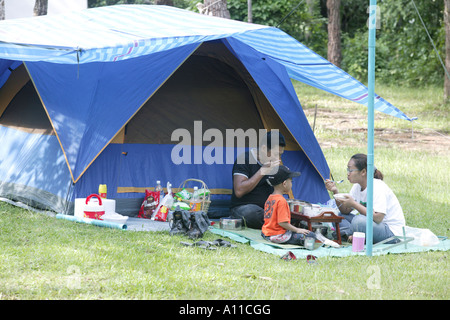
[262, 194, 291, 236]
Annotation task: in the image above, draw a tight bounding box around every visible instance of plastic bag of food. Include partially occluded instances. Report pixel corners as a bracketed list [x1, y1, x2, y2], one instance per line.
[404, 226, 440, 247]
[171, 201, 190, 211]
[151, 183, 174, 221]
[138, 190, 160, 219]
[175, 188, 191, 201]
[193, 188, 210, 199]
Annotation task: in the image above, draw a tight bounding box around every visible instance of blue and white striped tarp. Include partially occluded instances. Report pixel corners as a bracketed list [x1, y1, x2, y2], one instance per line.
[0, 4, 411, 121]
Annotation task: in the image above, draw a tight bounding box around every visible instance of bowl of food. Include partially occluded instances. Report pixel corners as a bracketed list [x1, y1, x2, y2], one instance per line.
[333, 193, 351, 201]
[219, 218, 243, 230]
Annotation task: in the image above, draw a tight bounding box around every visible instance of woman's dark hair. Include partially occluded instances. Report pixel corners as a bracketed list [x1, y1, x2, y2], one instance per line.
[351, 153, 384, 180]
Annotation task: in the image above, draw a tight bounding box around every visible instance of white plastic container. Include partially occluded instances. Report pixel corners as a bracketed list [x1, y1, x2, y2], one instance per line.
[303, 204, 321, 217]
[75, 197, 116, 218]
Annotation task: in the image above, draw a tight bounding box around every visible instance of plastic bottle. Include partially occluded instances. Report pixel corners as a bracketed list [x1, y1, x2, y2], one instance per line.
[98, 184, 107, 199]
[155, 180, 163, 201]
[166, 182, 172, 197]
[190, 186, 200, 212]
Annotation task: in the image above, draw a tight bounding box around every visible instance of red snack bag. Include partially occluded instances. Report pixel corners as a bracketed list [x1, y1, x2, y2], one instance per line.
[138, 190, 160, 219]
[153, 205, 169, 222]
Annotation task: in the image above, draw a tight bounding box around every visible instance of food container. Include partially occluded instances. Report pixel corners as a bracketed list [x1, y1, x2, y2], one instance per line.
[303, 204, 321, 217]
[352, 232, 365, 252]
[287, 199, 294, 211]
[219, 218, 243, 230]
[293, 201, 301, 212]
[304, 236, 315, 250]
[334, 193, 351, 201]
[289, 199, 308, 212]
[75, 197, 116, 218]
[83, 194, 105, 220]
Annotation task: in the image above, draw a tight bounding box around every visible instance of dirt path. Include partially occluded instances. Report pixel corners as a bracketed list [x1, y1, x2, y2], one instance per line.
[304, 108, 450, 155]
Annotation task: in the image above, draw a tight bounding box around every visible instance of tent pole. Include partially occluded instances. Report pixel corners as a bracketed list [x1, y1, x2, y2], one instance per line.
[366, 0, 377, 257]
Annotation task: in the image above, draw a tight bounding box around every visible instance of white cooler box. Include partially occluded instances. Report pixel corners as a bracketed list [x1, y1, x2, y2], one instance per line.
[74, 197, 128, 224]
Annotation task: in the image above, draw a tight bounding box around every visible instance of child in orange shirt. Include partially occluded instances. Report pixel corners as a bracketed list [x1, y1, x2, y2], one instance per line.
[262, 165, 316, 245]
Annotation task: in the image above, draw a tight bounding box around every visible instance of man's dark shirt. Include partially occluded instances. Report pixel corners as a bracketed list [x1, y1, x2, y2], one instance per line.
[230, 150, 273, 209]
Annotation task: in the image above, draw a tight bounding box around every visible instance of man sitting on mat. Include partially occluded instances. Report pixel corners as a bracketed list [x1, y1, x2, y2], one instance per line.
[230, 131, 286, 229]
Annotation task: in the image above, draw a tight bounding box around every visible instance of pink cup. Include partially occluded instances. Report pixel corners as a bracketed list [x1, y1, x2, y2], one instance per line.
[352, 232, 365, 252]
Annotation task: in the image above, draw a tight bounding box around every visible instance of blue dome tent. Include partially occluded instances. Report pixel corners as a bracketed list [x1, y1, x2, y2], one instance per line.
[0, 5, 412, 216]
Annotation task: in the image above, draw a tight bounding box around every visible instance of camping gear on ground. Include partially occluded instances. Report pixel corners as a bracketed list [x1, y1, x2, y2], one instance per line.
[98, 184, 107, 199]
[0, 5, 412, 218]
[187, 211, 211, 239]
[169, 207, 191, 236]
[178, 179, 211, 213]
[352, 232, 366, 252]
[75, 196, 115, 218]
[168, 208, 211, 239]
[219, 218, 243, 230]
[56, 213, 127, 230]
[82, 194, 105, 220]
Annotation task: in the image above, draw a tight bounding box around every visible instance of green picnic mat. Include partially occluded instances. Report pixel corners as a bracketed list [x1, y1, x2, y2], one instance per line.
[210, 226, 450, 259]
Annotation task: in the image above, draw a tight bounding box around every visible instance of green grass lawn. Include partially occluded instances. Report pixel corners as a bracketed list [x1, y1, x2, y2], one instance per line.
[0, 83, 449, 300]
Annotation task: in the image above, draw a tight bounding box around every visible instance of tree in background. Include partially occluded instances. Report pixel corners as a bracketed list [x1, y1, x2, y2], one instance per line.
[445, 0, 450, 101]
[228, 0, 328, 57]
[198, 0, 230, 18]
[326, 0, 341, 67]
[84, 0, 447, 90]
[33, 0, 48, 16]
[155, 0, 174, 5]
[0, 0, 4, 20]
[341, 0, 445, 87]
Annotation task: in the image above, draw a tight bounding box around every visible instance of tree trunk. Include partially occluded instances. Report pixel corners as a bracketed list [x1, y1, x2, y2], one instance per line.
[201, 0, 230, 19]
[0, 0, 5, 20]
[327, 0, 341, 67]
[33, 0, 48, 16]
[444, 0, 450, 102]
[154, 0, 174, 5]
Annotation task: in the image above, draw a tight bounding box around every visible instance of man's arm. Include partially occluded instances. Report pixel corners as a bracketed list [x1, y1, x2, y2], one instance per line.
[233, 173, 264, 198]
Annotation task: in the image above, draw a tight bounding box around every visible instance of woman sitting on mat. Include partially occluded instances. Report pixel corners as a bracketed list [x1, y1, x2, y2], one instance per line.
[325, 153, 406, 244]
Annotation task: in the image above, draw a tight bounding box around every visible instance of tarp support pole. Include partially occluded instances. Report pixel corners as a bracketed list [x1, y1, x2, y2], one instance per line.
[366, 0, 377, 257]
